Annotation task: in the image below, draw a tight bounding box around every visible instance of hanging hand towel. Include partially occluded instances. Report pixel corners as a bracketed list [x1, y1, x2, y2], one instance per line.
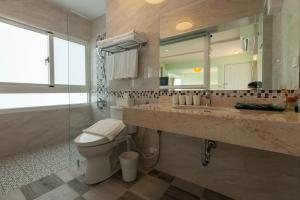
[107, 49, 138, 79]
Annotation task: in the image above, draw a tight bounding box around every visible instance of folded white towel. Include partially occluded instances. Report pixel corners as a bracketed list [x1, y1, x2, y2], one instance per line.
[83, 119, 125, 141]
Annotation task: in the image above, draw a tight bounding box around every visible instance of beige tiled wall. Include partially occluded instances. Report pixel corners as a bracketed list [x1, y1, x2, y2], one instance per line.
[0, 106, 93, 158]
[157, 132, 300, 200]
[0, 0, 92, 41]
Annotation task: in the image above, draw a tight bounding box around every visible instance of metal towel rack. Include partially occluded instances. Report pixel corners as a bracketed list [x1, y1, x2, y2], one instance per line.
[97, 31, 147, 54]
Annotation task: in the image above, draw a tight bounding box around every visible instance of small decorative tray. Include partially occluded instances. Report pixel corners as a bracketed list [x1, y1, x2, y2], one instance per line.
[235, 103, 285, 112]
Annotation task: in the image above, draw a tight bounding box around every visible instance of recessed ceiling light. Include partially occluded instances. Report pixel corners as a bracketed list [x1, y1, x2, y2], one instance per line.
[233, 50, 239, 54]
[193, 67, 202, 73]
[145, 0, 165, 4]
[252, 54, 258, 61]
[176, 22, 193, 31]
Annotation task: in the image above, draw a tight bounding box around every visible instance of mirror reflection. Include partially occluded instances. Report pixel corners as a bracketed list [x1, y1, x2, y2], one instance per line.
[160, 0, 300, 90]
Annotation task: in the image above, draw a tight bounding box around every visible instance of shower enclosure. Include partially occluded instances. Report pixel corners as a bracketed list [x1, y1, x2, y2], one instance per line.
[0, 0, 95, 195]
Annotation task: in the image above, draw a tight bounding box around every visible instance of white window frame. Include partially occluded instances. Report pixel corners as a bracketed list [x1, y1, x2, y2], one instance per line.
[0, 17, 90, 112]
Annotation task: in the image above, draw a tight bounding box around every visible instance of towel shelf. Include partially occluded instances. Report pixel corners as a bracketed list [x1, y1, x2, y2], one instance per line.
[99, 41, 147, 54]
[97, 30, 147, 54]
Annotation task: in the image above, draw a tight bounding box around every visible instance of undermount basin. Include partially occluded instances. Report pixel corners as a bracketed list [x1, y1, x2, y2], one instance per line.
[172, 105, 238, 112]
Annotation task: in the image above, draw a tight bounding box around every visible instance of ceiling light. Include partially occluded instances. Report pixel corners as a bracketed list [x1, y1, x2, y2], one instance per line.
[176, 22, 193, 31]
[233, 50, 239, 54]
[145, 0, 165, 4]
[252, 54, 258, 61]
[193, 67, 202, 73]
[164, 49, 169, 52]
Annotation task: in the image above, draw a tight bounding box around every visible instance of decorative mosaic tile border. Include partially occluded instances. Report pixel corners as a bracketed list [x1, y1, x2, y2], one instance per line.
[108, 90, 299, 99]
[108, 91, 160, 99]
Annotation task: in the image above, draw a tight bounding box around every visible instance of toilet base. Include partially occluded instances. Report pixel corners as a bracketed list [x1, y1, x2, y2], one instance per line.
[84, 155, 120, 184]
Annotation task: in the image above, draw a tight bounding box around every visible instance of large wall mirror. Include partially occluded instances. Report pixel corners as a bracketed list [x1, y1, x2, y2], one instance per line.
[159, 0, 300, 91]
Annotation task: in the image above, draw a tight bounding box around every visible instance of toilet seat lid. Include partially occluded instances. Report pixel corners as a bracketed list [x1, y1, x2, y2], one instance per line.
[74, 119, 126, 147]
[74, 133, 110, 147]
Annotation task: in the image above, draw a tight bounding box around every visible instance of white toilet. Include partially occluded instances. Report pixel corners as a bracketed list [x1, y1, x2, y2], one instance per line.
[74, 99, 136, 184]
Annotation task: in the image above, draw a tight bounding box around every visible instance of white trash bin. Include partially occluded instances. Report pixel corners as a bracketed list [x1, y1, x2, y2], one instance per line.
[119, 151, 139, 182]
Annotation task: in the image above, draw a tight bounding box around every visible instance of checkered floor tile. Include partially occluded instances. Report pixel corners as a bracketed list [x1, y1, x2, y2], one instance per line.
[0, 166, 235, 200]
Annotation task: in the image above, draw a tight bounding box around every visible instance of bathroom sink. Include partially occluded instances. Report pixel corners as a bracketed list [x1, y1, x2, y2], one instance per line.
[172, 105, 236, 112]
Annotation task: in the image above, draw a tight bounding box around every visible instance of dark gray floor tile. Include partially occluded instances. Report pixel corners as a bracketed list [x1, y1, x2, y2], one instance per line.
[162, 185, 200, 200]
[203, 189, 234, 200]
[148, 169, 175, 183]
[118, 191, 145, 200]
[171, 177, 205, 198]
[67, 177, 91, 195]
[20, 174, 64, 200]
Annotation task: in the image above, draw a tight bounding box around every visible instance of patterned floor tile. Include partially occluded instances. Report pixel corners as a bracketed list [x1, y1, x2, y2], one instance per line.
[12, 152, 52, 182]
[203, 189, 234, 200]
[68, 176, 91, 195]
[118, 191, 145, 200]
[111, 170, 145, 189]
[130, 175, 170, 200]
[55, 164, 86, 183]
[32, 143, 72, 172]
[82, 179, 127, 200]
[161, 185, 200, 200]
[20, 174, 64, 200]
[148, 169, 175, 183]
[0, 157, 31, 195]
[74, 197, 86, 200]
[0, 188, 27, 200]
[171, 177, 204, 198]
[34, 184, 80, 200]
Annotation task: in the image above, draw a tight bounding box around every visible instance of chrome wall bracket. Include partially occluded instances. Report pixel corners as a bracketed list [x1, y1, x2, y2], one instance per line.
[201, 139, 217, 167]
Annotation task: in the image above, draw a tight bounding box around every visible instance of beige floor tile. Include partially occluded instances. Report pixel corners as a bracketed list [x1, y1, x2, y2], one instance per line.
[55, 165, 86, 183]
[130, 175, 170, 200]
[0, 189, 26, 200]
[83, 179, 127, 200]
[35, 184, 80, 200]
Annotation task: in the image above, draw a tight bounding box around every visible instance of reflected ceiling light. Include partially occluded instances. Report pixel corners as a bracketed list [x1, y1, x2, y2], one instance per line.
[233, 50, 240, 54]
[252, 54, 258, 61]
[145, 0, 165, 4]
[164, 49, 169, 52]
[176, 22, 193, 31]
[193, 67, 202, 73]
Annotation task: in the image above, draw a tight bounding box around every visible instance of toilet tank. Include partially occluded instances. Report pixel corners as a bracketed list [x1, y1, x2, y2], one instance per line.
[110, 105, 123, 120]
[110, 98, 136, 134]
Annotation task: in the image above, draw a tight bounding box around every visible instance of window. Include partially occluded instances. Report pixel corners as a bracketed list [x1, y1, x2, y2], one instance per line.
[0, 21, 49, 84]
[0, 93, 88, 109]
[0, 19, 89, 110]
[54, 37, 86, 86]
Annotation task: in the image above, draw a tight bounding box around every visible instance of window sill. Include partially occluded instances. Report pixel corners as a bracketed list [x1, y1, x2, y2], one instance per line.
[0, 104, 90, 115]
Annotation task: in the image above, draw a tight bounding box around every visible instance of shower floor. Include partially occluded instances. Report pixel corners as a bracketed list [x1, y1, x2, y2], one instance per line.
[0, 142, 85, 195]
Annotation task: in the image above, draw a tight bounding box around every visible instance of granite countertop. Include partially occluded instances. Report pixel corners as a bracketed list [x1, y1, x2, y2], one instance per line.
[124, 103, 300, 157]
[127, 104, 300, 125]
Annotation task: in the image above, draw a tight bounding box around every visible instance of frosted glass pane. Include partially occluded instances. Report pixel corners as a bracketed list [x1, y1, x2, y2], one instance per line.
[54, 38, 86, 86]
[0, 93, 88, 109]
[0, 22, 48, 84]
[69, 41, 86, 85]
[54, 37, 69, 85]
